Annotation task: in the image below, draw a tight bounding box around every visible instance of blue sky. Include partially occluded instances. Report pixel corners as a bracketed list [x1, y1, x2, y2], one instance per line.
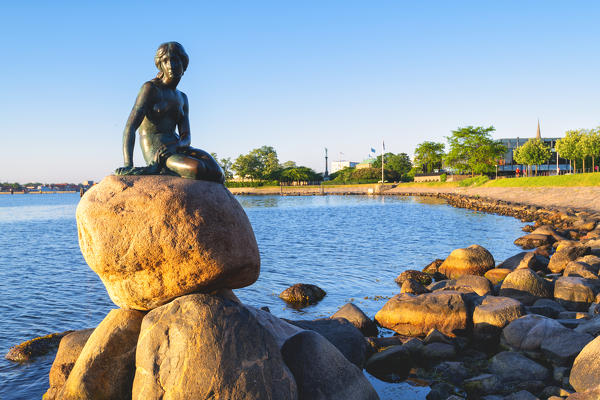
[2, 1, 600, 182]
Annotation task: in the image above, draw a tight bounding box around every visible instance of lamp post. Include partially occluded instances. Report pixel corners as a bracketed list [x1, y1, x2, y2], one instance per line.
[495, 164, 498, 180]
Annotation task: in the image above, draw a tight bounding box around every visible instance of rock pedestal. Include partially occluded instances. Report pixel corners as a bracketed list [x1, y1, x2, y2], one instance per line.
[76, 175, 260, 310]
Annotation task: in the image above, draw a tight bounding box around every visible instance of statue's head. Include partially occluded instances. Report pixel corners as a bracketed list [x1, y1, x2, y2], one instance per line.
[155, 42, 189, 81]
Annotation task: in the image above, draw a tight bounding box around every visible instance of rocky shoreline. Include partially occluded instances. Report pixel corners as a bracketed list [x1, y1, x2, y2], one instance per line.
[6, 181, 600, 399]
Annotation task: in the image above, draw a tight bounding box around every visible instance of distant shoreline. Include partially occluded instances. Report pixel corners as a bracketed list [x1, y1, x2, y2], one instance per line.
[0, 191, 78, 195]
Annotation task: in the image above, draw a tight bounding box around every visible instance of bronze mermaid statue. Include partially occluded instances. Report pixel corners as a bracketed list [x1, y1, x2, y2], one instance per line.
[115, 42, 224, 183]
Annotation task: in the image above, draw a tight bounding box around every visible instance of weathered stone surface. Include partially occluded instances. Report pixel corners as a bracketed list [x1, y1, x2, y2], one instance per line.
[499, 269, 551, 305]
[497, 252, 532, 270]
[485, 268, 512, 285]
[6, 331, 72, 362]
[365, 345, 412, 382]
[516, 252, 549, 271]
[473, 296, 524, 339]
[374, 291, 469, 337]
[60, 309, 144, 400]
[43, 329, 94, 400]
[76, 175, 260, 310]
[575, 316, 600, 336]
[438, 245, 495, 279]
[548, 245, 592, 274]
[421, 342, 456, 360]
[527, 298, 565, 318]
[331, 303, 378, 337]
[279, 283, 326, 306]
[488, 351, 550, 382]
[463, 374, 502, 397]
[422, 259, 444, 277]
[427, 274, 493, 296]
[281, 330, 379, 400]
[132, 294, 298, 400]
[514, 233, 553, 250]
[577, 255, 600, 272]
[395, 269, 432, 286]
[430, 361, 470, 386]
[554, 276, 598, 311]
[567, 386, 600, 400]
[501, 314, 593, 365]
[285, 318, 367, 368]
[401, 279, 430, 294]
[532, 225, 568, 242]
[570, 336, 600, 393]
[564, 261, 598, 280]
[503, 390, 540, 400]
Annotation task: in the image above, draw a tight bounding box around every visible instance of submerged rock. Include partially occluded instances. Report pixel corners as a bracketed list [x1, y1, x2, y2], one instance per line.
[438, 245, 495, 279]
[279, 283, 326, 307]
[76, 175, 260, 310]
[5, 330, 72, 362]
[395, 270, 432, 286]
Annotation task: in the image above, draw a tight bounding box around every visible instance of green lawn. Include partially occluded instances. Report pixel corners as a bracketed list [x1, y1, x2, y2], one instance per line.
[484, 172, 600, 187]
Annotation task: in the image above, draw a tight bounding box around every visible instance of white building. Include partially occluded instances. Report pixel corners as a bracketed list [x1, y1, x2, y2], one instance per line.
[331, 161, 358, 174]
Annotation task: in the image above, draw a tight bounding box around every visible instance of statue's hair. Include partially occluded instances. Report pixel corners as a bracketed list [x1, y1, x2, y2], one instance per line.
[154, 42, 189, 79]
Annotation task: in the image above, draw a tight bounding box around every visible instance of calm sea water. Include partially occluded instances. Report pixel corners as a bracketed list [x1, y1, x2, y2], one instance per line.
[0, 193, 525, 399]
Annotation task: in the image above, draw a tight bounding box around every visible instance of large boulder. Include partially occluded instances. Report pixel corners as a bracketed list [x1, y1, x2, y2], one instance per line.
[76, 175, 260, 310]
[428, 275, 493, 296]
[374, 291, 470, 337]
[564, 261, 598, 280]
[514, 234, 553, 250]
[43, 329, 94, 400]
[570, 336, 600, 392]
[60, 309, 144, 399]
[499, 269, 552, 305]
[365, 345, 412, 382]
[438, 245, 495, 279]
[501, 314, 593, 365]
[132, 293, 298, 400]
[281, 330, 379, 400]
[554, 276, 598, 311]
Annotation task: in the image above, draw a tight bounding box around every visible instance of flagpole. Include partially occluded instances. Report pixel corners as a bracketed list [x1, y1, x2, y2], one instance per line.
[381, 140, 385, 184]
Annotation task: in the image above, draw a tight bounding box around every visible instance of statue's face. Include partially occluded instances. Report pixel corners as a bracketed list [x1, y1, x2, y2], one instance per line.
[159, 52, 184, 81]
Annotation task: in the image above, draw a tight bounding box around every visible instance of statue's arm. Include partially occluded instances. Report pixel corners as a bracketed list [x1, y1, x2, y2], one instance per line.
[177, 92, 191, 149]
[122, 82, 153, 167]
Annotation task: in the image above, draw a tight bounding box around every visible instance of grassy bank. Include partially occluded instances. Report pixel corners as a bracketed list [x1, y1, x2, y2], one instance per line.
[483, 173, 600, 188]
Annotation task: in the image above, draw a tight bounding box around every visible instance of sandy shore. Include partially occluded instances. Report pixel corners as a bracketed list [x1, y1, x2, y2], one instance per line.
[229, 185, 600, 213]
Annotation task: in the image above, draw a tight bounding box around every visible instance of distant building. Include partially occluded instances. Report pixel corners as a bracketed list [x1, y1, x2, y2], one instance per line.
[497, 121, 569, 175]
[331, 161, 358, 174]
[355, 158, 376, 170]
[82, 180, 94, 187]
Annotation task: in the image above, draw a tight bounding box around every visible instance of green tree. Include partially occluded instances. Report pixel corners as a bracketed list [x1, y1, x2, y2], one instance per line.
[576, 129, 600, 173]
[445, 126, 506, 175]
[372, 152, 413, 180]
[281, 160, 297, 169]
[556, 130, 582, 173]
[280, 166, 320, 182]
[513, 139, 551, 176]
[232, 146, 280, 180]
[590, 129, 600, 171]
[413, 141, 445, 173]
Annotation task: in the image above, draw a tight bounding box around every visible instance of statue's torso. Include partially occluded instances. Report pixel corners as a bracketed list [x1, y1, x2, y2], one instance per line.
[138, 80, 186, 164]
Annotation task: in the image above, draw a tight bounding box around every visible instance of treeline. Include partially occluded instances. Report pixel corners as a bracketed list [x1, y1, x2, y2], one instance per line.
[555, 129, 600, 173]
[328, 153, 413, 184]
[211, 146, 322, 185]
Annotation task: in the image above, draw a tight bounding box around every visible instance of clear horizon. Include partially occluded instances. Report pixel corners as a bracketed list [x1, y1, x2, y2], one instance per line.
[2, 1, 600, 182]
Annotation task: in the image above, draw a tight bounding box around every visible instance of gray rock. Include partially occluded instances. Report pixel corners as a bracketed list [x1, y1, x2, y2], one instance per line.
[426, 382, 459, 400]
[428, 275, 493, 296]
[286, 317, 368, 368]
[575, 316, 600, 336]
[576, 255, 600, 272]
[554, 276, 598, 311]
[488, 351, 550, 382]
[282, 330, 379, 400]
[501, 314, 593, 365]
[463, 374, 502, 397]
[549, 246, 592, 274]
[365, 345, 412, 382]
[430, 361, 470, 386]
[514, 234, 553, 250]
[503, 390, 540, 400]
[421, 342, 456, 361]
[527, 298, 566, 318]
[400, 279, 430, 295]
[331, 303, 378, 337]
[566, 385, 600, 399]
